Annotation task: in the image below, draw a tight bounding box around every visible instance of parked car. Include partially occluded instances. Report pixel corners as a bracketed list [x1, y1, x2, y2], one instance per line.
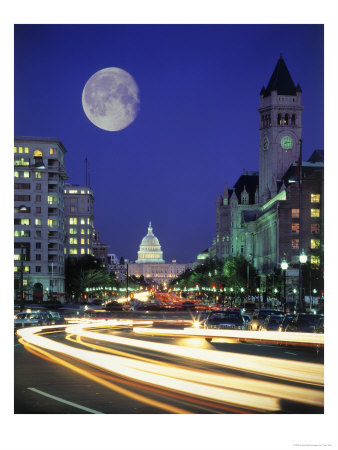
[314, 316, 324, 333]
[259, 314, 284, 331]
[204, 310, 246, 330]
[249, 309, 284, 331]
[278, 314, 295, 332]
[285, 313, 324, 333]
[14, 311, 54, 332]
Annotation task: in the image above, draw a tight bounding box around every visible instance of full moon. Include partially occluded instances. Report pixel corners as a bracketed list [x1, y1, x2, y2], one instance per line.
[82, 67, 140, 131]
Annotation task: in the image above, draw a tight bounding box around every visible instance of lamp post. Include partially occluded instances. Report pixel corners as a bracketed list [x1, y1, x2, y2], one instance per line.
[281, 256, 288, 314]
[19, 245, 26, 312]
[298, 249, 307, 312]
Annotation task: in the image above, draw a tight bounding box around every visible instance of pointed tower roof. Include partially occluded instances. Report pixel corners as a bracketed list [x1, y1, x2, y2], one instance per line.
[263, 56, 298, 97]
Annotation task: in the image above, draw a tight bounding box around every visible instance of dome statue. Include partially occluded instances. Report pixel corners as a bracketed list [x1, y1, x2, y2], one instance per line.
[136, 221, 165, 263]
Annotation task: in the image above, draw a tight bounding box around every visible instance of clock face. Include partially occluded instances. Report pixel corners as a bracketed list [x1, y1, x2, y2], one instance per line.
[263, 137, 269, 150]
[281, 136, 293, 149]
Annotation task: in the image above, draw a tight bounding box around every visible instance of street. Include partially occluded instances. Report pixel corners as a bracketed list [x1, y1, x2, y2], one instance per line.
[15, 320, 324, 414]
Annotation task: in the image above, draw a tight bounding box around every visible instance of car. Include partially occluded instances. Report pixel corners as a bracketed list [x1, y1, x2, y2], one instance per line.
[278, 314, 295, 332]
[249, 309, 284, 331]
[314, 316, 324, 334]
[192, 311, 210, 328]
[204, 310, 246, 330]
[105, 300, 123, 311]
[259, 314, 284, 331]
[285, 313, 324, 333]
[14, 311, 55, 332]
[48, 310, 66, 324]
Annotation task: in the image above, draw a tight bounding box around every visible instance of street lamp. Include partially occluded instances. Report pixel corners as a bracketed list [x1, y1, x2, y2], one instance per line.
[281, 256, 288, 313]
[298, 249, 307, 312]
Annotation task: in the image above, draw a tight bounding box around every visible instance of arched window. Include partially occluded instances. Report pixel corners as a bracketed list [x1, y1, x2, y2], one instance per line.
[34, 150, 43, 157]
[291, 114, 296, 125]
[277, 113, 282, 125]
[284, 114, 289, 125]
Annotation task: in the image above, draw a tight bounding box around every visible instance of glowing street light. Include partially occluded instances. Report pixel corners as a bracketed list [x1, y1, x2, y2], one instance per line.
[299, 249, 307, 312]
[281, 255, 288, 313]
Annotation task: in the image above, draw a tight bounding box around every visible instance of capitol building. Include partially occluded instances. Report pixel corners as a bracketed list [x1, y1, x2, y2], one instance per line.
[128, 222, 191, 285]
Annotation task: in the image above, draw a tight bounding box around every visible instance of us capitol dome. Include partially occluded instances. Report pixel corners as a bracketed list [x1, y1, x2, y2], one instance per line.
[135, 221, 165, 263]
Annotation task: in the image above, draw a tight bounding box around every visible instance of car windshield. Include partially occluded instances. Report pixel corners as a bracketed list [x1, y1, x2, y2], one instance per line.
[269, 315, 284, 324]
[27, 313, 40, 319]
[298, 316, 319, 326]
[16, 313, 28, 319]
[208, 313, 242, 323]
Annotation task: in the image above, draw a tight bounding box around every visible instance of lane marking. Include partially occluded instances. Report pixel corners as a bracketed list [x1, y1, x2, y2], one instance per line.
[284, 352, 297, 355]
[27, 387, 103, 414]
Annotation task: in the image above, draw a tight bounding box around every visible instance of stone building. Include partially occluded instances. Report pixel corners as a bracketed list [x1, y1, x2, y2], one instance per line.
[128, 222, 191, 285]
[210, 57, 324, 294]
[14, 137, 68, 301]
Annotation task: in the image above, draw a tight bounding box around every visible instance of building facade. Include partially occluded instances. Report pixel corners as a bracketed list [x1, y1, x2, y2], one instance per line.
[128, 222, 190, 285]
[210, 57, 324, 297]
[64, 184, 95, 258]
[14, 137, 68, 301]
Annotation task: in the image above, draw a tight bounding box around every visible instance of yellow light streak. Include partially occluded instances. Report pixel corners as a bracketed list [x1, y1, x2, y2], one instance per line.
[67, 334, 322, 408]
[17, 322, 323, 412]
[64, 324, 323, 385]
[18, 337, 190, 414]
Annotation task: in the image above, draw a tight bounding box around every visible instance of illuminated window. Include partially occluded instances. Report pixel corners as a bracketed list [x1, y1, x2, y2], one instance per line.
[81, 229, 85, 235]
[311, 194, 320, 203]
[35, 172, 42, 179]
[69, 217, 77, 225]
[14, 230, 30, 237]
[70, 248, 78, 255]
[34, 150, 43, 157]
[50, 148, 57, 155]
[81, 238, 85, 245]
[291, 223, 299, 233]
[48, 219, 58, 227]
[87, 229, 90, 235]
[87, 249, 90, 254]
[87, 238, 90, 244]
[311, 223, 320, 234]
[69, 190, 78, 194]
[14, 157, 30, 166]
[87, 218, 90, 225]
[35, 218, 41, 226]
[23, 172, 30, 178]
[14, 254, 20, 261]
[69, 237, 77, 244]
[14, 147, 17, 153]
[311, 255, 320, 266]
[311, 209, 320, 218]
[64, 248, 66, 254]
[14, 171, 19, 178]
[81, 248, 85, 255]
[311, 239, 320, 249]
[81, 190, 85, 194]
[291, 239, 299, 249]
[19, 146, 23, 153]
[25, 147, 29, 153]
[69, 228, 77, 235]
[81, 218, 85, 224]
[291, 209, 299, 218]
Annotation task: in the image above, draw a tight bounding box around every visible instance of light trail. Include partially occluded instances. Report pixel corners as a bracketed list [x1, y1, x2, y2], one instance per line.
[17, 321, 324, 412]
[133, 326, 324, 347]
[64, 323, 324, 385]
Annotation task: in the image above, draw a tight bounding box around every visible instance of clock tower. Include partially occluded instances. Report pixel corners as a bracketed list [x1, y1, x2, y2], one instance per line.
[258, 56, 303, 202]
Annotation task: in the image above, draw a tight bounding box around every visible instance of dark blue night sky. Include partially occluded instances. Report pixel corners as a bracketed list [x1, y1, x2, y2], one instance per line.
[14, 25, 324, 263]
